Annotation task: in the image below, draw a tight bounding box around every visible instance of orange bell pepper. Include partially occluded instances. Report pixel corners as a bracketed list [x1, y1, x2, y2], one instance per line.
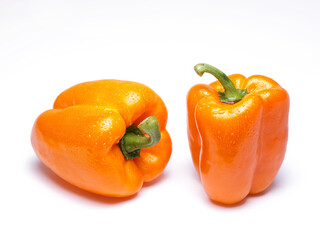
[31, 80, 172, 197]
[187, 63, 289, 204]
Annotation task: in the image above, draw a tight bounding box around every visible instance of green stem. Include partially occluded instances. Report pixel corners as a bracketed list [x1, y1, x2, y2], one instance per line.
[194, 63, 249, 104]
[119, 116, 161, 160]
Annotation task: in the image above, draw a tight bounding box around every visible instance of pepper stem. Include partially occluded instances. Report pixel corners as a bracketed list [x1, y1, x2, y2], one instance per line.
[194, 63, 249, 104]
[119, 116, 161, 160]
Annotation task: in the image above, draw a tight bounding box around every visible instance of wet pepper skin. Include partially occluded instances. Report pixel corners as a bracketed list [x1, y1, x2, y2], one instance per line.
[32, 80, 172, 197]
[187, 74, 289, 204]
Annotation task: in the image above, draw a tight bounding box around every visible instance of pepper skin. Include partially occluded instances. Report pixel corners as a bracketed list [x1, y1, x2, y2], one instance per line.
[187, 64, 289, 204]
[31, 80, 172, 197]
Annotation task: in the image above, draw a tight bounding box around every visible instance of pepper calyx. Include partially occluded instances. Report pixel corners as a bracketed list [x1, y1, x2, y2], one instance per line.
[119, 116, 161, 160]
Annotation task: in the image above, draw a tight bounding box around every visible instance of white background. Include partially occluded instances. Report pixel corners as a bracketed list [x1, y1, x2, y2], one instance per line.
[1, 0, 320, 239]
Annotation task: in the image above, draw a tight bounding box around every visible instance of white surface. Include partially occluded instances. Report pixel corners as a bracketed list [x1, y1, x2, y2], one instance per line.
[1, 0, 319, 239]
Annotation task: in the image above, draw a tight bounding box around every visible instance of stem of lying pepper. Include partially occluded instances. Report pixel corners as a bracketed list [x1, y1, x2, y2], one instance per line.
[119, 116, 161, 160]
[194, 63, 249, 104]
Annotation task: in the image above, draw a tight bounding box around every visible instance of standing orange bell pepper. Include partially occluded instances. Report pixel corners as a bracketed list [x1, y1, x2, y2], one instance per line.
[187, 63, 289, 204]
[31, 80, 172, 197]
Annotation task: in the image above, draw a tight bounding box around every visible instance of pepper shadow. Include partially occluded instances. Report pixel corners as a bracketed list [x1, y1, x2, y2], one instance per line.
[30, 157, 139, 204]
[143, 172, 168, 188]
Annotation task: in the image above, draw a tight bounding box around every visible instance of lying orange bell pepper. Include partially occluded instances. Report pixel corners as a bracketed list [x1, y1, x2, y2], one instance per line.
[31, 80, 172, 197]
[187, 63, 289, 204]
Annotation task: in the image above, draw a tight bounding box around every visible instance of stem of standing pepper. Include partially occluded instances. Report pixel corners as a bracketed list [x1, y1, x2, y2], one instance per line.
[194, 63, 249, 104]
[119, 116, 161, 160]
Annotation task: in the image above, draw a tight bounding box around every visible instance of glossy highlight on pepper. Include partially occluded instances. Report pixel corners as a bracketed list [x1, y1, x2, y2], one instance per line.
[31, 79, 172, 197]
[187, 63, 289, 204]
